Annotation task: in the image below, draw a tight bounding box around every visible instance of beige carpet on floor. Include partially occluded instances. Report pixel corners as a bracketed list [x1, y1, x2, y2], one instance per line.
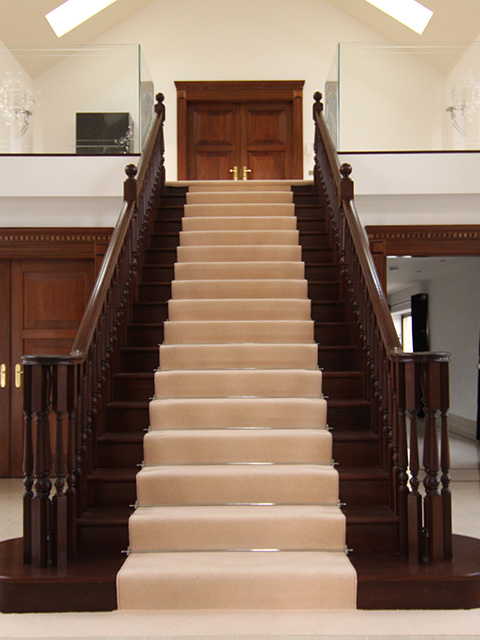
[116, 181, 357, 610]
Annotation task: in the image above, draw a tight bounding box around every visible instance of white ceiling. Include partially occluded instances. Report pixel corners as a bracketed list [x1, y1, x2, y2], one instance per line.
[386, 256, 479, 294]
[325, 0, 480, 73]
[1, 0, 480, 76]
[0, 0, 155, 76]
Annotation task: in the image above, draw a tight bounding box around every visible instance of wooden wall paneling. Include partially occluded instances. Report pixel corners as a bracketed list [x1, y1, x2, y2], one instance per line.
[0, 261, 11, 476]
[10, 259, 95, 477]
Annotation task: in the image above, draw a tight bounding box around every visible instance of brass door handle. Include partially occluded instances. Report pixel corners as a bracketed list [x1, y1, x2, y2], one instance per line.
[15, 364, 23, 389]
[0, 364, 6, 388]
[229, 166, 238, 181]
[242, 166, 252, 181]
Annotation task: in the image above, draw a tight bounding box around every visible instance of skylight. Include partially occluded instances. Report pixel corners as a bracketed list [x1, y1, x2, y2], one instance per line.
[364, 0, 433, 35]
[45, 0, 119, 38]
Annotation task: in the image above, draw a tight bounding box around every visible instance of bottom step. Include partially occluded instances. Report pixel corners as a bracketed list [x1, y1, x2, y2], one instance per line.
[116, 550, 357, 609]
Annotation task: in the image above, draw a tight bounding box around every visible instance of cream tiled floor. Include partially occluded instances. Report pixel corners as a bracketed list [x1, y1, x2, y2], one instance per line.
[0, 432, 479, 639]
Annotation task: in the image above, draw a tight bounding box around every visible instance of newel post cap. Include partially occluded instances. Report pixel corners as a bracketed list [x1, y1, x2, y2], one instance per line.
[339, 162, 354, 201]
[124, 163, 138, 203]
[313, 91, 324, 117]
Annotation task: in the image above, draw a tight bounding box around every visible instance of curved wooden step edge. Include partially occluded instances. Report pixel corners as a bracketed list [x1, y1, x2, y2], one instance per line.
[1, 535, 480, 612]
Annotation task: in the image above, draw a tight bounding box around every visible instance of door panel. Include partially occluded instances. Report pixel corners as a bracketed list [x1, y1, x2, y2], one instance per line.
[186, 101, 294, 181]
[9, 259, 94, 477]
[247, 150, 288, 180]
[244, 103, 290, 146]
[187, 103, 239, 180]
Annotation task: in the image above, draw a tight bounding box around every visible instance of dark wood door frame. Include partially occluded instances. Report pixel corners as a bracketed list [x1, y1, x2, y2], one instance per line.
[175, 80, 304, 180]
[366, 224, 480, 293]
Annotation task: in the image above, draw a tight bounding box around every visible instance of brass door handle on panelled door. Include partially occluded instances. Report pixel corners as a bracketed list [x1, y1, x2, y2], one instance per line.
[15, 364, 23, 389]
[229, 166, 238, 181]
[0, 364, 6, 388]
[242, 167, 251, 181]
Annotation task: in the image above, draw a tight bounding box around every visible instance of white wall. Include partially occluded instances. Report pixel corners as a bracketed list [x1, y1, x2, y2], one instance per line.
[0, 40, 35, 152]
[445, 40, 480, 149]
[33, 45, 140, 153]
[338, 44, 446, 151]
[427, 259, 480, 438]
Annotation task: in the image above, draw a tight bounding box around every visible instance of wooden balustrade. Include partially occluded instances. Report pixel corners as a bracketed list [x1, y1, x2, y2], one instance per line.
[21, 93, 166, 568]
[313, 91, 452, 564]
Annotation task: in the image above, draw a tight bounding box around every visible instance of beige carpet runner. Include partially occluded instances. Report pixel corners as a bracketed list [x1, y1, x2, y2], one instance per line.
[116, 181, 357, 609]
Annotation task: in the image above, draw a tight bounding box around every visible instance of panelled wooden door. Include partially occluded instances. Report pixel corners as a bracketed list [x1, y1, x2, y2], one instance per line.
[177, 81, 304, 181]
[187, 101, 294, 180]
[0, 258, 95, 477]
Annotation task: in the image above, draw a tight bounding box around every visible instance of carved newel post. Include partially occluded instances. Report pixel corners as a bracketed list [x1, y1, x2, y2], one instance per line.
[124, 163, 138, 203]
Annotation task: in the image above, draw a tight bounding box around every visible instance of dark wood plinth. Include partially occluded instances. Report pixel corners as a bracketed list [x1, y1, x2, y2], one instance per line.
[1, 535, 479, 612]
[0, 538, 122, 613]
[353, 535, 480, 609]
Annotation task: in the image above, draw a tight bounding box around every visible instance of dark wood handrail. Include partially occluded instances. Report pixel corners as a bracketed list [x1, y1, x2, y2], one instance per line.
[22, 94, 166, 369]
[21, 93, 167, 568]
[313, 91, 452, 564]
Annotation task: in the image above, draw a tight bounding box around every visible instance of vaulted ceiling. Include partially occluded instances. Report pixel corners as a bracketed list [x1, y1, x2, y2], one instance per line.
[0, 0, 479, 76]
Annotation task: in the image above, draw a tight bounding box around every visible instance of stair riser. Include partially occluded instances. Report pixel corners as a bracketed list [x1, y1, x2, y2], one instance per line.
[332, 440, 380, 467]
[154, 220, 182, 234]
[90, 480, 137, 508]
[314, 324, 352, 344]
[121, 349, 158, 373]
[308, 282, 339, 299]
[138, 284, 171, 302]
[129, 511, 345, 552]
[322, 376, 363, 400]
[136, 470, 339, 506]
[146, 249, 177, 264]
[318, 349, 357, 371]
[168, 299, 311, 321]
[158, 344, 319, 371]
[299, 233, 330, 248]
[311, 302, 346, 322]
[154, 205, 184, 219]
[339, 477, 390, 507]
[346, 522, 399, 553]
[305, 265, 338, 280]
[78, 524, 129, 555]
[150, 398, 327, 430]
[163, 322, 314, 345]
[302, 248, 333, 262]
[172, 280, 308, 299]
[132, 303, 168, 323]
[114, 376, 153, 401]
[328, 404, 371, 431]
[117, 551, 357, 609]
[154, 370, 323, 399]
[144, 431, 332, 465]
[296, 219, 327, 233]
[127, 326, 164, 347]
[97, 442, 144, 468]
[150, 234, 180, 248]
[106, 406, 149, 432]
[142, 266, 174, 282]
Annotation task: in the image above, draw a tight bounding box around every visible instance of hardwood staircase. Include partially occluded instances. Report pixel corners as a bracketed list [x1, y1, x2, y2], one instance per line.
[75, 182, 397, 564]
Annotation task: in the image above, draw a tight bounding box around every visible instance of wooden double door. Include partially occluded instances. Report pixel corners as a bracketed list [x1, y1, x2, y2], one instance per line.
[176, 81, 304, 181]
